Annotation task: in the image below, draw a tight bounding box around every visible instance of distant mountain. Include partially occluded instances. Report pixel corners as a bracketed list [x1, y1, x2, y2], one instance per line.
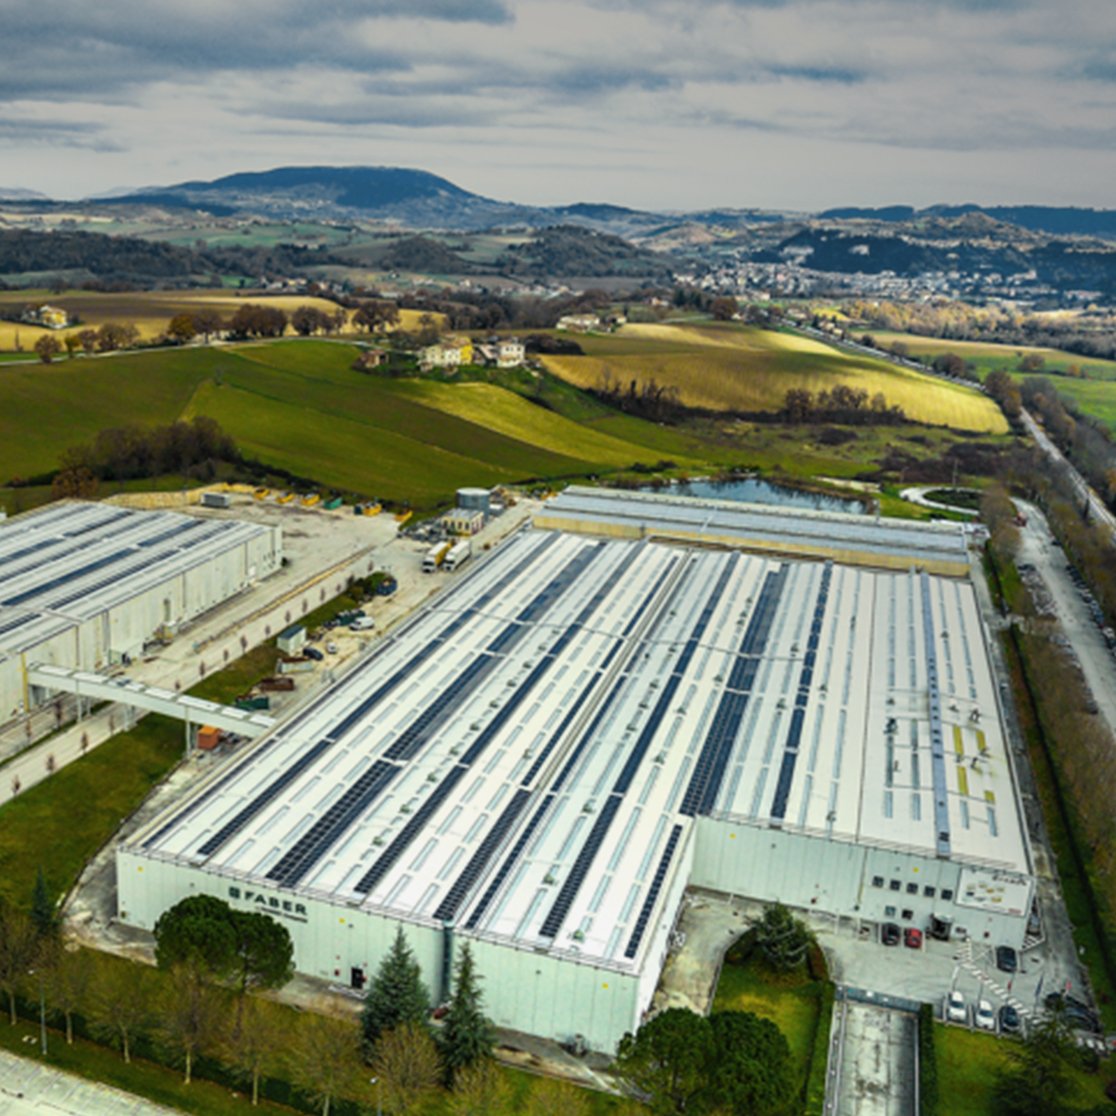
[818, 204, 1116, 239]
[0, 187, 47, 201]
[100, 165, 549, 230]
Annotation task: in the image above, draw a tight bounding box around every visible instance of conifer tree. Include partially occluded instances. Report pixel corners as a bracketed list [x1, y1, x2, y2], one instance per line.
[30, 867, 58, 942]
[439, 942, 493, 1084]
[361, 926, 431, 1050]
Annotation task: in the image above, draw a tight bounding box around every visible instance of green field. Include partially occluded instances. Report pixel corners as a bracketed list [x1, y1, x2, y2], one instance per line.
[871, 331, 1116, 431]
[712, 956, 825, 1088]
[542, 322, 1007, 433]
[935, 1025, 1110, 1115]
[0, 339, 712, 506]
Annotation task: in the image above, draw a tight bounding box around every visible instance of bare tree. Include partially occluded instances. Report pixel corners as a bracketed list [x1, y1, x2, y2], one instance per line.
[287, 1006, 360, 1116]
[157, 964, 224, 1084]
[447, 1057, 514, 1116]
[0, 905, 37, 1024]
[373, 1022, 443, 1115]
[89, 959, 153, 1063]
[46, 947, 91, 1044]
[522, 1076, 592, 1116]
[223, 996, 285, 1106]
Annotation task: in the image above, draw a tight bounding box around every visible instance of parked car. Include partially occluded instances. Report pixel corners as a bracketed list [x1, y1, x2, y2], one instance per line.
[999, 1004, 1021, 1035]
[304, 646, 324, 662]
[350, 616, 375, 631]
[975, 1000, 996, 1031]
[904, 927, 923, 950]
[1045, 993, 1100, 1032]
[325, 641, 338, 654]
[996, 945, 1018, 973]
[881, 922, 901, 946]
[947, 991, 968, 1024]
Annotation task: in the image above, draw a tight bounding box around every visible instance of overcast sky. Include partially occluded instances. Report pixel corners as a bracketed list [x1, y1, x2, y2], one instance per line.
[2, 0, 1114, 211]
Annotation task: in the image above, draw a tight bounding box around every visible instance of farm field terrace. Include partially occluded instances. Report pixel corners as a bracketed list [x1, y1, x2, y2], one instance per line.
[541, 322, 1008, 433]
[870, 330, 1116, 432]
[0, 287, 435, 348]
[0, 339, 712, 507]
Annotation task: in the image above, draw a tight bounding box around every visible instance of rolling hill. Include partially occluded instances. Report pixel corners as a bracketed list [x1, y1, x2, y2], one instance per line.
[540, 323, 1008, 433]
[0, 340, 709, 506]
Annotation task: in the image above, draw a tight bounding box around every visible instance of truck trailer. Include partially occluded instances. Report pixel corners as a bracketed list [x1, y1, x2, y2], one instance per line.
[443, 540, 472, 572]
[422, 542, 451, 572]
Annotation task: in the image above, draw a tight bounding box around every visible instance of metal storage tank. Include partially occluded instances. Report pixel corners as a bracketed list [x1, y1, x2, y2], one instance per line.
[455, 487, 491, 515]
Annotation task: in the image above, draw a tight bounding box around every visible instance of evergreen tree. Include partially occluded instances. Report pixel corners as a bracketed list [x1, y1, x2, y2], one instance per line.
[361, 926, 432, 1050]
[755, 902, 811, 972]
[30, 867, 59, 942]
[439, 942, 493, 1084]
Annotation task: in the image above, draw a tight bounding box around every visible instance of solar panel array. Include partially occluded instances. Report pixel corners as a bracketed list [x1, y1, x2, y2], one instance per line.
[129, 510, 1026, 978]
[0, 501, 277, 662]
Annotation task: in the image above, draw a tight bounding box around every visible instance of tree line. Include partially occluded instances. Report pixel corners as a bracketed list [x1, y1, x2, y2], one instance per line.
[50, 416, 241, 499]
[0, 884, 601, 1116]
[593, 371, 686, 423]
[842, 297, 1116, 364]
[782, 385, 907, 425]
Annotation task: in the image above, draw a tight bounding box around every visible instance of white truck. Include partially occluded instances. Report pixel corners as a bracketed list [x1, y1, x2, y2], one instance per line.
[422, 542, 452, 573]
[443, 540, 472, 572]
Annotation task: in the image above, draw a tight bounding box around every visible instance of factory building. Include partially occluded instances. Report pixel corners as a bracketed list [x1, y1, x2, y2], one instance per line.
[117, 492, 1031, 1053]
[0, 501, 282, 721]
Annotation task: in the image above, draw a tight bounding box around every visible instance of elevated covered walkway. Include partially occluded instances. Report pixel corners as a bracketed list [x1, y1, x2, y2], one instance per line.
[27, 663, 275, 739]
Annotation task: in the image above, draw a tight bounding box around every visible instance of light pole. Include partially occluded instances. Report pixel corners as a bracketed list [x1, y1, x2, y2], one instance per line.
[369, 1076, 382, 1116]
[28, 968, 47, 1056]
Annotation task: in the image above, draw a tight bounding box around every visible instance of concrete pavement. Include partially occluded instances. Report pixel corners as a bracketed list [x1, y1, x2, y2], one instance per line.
[0, 1048, 182, 1116]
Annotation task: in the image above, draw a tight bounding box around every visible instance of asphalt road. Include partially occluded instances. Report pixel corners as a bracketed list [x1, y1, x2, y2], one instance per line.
[1017, 500, 1116, 742]
[1018, 408, 1116, 541]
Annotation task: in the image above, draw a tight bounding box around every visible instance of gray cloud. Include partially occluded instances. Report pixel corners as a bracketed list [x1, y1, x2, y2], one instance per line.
[0, 0, 1113, 208]
[0, 0, 507, 98]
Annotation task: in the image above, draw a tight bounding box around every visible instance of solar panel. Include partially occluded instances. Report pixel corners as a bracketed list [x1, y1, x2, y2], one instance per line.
[432, 788, 532, 921]
[196, 736, 337, 856]
[769, 564, 832, 821]
[464, 791, 555, 929]
[266, 759, 398, 886]
[166, 534, 566, 857]
[263, 543, 609, 890]
[353, 548, 631, 896]
[538, 556, 739, 939]
[921, 572, 952, 858]
[624, 823, 684, 958]
[538, 795, 621, 939]
[680, 563, 789, 817]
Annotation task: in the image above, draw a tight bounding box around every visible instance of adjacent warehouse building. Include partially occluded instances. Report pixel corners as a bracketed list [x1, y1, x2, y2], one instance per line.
[0, 501, 282, 721]
[119, 490, 1032, 1053]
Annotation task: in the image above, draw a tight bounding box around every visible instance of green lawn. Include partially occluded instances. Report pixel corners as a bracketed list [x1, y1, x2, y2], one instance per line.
[712, 958, 824, 1086]
[0, 715, 184, 908]
[935, 1024, 1110, 1115]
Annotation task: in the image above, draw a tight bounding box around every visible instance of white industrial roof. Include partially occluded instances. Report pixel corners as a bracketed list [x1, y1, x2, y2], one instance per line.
[0, 501, 275, 660]
[538, 486, 972, 570]
[132, 521, 1026, 973]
